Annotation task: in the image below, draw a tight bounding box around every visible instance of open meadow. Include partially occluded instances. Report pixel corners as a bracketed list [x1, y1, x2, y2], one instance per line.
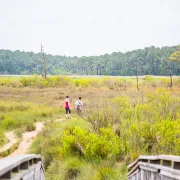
[0, 75, 180, 179]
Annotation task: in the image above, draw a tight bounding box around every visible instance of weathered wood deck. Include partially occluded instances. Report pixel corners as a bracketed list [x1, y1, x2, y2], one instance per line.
[128, 155, 180, 180]
[0, 154, 44, 180]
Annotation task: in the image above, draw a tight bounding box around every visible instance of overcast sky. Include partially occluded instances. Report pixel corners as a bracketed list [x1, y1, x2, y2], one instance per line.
[0, 0, 179, 56]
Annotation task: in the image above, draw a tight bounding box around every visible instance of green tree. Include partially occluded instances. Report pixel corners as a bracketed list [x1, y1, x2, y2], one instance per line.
[168, 44, 180, 87]
[169, 44, 180, 61]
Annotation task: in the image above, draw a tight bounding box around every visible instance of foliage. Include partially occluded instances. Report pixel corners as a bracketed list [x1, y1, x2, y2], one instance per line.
[0, 127, 7, 147]
[155, 120, 180, 154]
[169, 44, 180, 61]
[19, 75, 73, 88]
[1, 82, 177, 179]
[0, 101, 59, 135]
[85, 89, 180, 161]
[0, 46, 180, 76]
[0, 75, 180, 90]
[93, 167, 122, 180]
[59, 127, 124, 160]
[30, 119, 126, 180]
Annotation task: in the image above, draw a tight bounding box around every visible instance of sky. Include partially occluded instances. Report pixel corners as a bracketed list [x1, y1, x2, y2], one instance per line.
[0, 0, 180, 57]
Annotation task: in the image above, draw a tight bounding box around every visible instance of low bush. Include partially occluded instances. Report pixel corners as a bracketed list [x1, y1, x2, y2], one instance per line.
[59, 127, 124, 160]
[28, 87, 180, 179]
[20, 75, 74, 88]
[0, 127, 7, 147]
[93, 167, 121, 180]
[144, 75, 153, 81]
[85, 88, 180, 161]
[30, 119, 126, 179]
[104, 78, 131, 90]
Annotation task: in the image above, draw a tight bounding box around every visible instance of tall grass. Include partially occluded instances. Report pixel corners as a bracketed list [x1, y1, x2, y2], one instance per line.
[85, 88, 180, 161]
[1, 75, 180, 179]
[28, 86, 180, 179]
[30, 118, 127, 180]
[0, 75, 179, 89]
[0, 101, 60, 139]
[0, 127, 7, 147]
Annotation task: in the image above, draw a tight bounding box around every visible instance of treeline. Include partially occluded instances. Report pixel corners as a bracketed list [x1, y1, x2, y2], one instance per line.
[0, 46, 180, 75]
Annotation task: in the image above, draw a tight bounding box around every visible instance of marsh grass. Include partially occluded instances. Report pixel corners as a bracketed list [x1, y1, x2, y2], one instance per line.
[0, 100, 60, 144]
[1, 75, 180, 179]
[0, 127, 7, 148]
[30, 117, 126, 180]
[0, 75, 179, 89]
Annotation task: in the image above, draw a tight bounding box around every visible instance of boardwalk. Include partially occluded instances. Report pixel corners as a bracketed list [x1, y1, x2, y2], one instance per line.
[0, 154, 44, 180]
[128, 155, 180, 180]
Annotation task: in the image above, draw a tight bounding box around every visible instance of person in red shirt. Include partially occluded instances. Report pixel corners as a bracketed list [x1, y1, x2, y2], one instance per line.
[64, 96, 71, 119]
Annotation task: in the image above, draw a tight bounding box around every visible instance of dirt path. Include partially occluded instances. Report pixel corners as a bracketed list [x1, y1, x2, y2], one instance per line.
[8, 122, 44, 157]
[0, 118, 66, 157]
[0, 131, 17, 154]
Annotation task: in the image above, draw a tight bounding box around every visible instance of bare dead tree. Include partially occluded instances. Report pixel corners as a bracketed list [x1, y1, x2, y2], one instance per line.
[41, 43, 47, 79]
[167, 62, 173, 88]
[136, 61, 139, 91]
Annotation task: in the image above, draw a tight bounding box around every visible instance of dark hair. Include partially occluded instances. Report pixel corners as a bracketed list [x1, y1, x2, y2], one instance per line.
[79, 97, 81, 100]
[66, 96, 69, 98]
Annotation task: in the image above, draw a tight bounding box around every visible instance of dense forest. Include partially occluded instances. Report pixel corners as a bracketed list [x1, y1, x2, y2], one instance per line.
[0, 46, 180, 75]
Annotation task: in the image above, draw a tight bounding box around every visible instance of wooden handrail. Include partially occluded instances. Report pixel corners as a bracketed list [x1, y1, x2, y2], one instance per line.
[0, 154, 44, 180]
[128, 155, 180, 180]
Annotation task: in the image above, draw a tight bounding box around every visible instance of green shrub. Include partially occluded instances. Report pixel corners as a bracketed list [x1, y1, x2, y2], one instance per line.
[0, 127, 7, 147]
[65, 157, 82, 179]
[59, 127, 124, 161]
[74, 79, 89, 87]
[46, 158, 82, 180]
[86, 107, 114, 132]
[160, 78, 170, 87]
[20, 77, 32, 87]
[19, 75, 74, 88]
[46, 160, 65, 180]
[144, 75, 153, 81]
[25, 121, 36, 131]
[155, 120, 180, 154]
[93, 167, 121, 180]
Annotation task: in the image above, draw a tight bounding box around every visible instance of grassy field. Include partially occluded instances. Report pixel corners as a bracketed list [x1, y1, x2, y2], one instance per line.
[0, 75, 180, 179]
[0, 74, 179, 88]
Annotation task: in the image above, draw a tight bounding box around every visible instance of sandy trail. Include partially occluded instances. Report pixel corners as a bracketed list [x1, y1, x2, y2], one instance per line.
[0, 131, 17, 154]
[8, 122, 44, 157]
[0, 118, 66, 157]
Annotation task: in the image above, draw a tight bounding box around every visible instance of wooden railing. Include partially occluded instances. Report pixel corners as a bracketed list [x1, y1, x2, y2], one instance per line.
[0, 154, 45, 180]
[127, 155, 180, 180]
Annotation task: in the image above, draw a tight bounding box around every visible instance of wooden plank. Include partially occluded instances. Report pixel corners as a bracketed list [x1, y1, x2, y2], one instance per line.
[128, 158, 139, 169]
[128, 155, 180, 178]
[128, 169, 139, 178]
[0, 154, 41, 177]
[128, 161, 180, 179]
[139, 165, 158, 172]
[140, 162, 180, 176]
[160, 170, 180, 180]
[11, 162, 43, 180]
[139, 155, 159, 160]
[140, 169, 144, 180]
[159, 155, 180, 163]
[128, 161, 140, 176]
